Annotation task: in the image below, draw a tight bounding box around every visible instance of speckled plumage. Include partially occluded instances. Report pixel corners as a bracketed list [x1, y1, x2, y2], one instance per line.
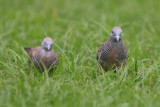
[97, 27, 128, 72]
[24, 37, 59, 73]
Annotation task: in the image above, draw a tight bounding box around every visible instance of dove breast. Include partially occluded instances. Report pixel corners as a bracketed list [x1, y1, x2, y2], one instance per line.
[28, 46, 59, 72]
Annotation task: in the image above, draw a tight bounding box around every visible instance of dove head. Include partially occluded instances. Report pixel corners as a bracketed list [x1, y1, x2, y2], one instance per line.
[110, 27, 123, 42]
[42, 37, 54, 51]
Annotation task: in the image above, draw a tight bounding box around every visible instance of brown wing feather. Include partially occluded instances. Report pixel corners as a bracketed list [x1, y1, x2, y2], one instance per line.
[97, 40, 111, 61]
[24, 47, 32, 53]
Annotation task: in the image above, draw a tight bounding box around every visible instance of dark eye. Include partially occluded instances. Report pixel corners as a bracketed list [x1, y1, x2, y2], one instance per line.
[112, 31, 113, 33]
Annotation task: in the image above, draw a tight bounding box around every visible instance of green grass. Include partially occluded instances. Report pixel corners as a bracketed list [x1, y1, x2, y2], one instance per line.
[0, 0, 160, 106]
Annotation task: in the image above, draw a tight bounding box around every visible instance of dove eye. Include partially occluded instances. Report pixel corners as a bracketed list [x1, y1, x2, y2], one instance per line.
[112, 31, 114, 33]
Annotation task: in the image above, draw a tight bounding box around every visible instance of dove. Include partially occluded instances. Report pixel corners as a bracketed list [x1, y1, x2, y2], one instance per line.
[24, 37, 59, 73]
[97, 27, 128, 72]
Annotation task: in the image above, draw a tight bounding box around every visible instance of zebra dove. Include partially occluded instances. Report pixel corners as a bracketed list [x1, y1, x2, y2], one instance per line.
[24, 37, 59, 73]
[97, 27, 128, 72]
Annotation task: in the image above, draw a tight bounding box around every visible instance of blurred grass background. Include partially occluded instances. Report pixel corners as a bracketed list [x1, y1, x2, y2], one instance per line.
[0, 0, 160, 107]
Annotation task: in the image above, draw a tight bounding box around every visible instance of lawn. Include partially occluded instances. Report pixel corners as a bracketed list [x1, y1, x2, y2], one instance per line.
[0, 0, 160, 107]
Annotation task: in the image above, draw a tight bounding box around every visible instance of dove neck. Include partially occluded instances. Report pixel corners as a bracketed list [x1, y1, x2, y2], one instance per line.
[110, 38, 122, 42]
[43, 48, 52, 52]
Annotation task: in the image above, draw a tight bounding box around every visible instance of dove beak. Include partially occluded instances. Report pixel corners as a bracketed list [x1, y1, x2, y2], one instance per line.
[116, 35, 120, 41]
[47, 45, 51, 50]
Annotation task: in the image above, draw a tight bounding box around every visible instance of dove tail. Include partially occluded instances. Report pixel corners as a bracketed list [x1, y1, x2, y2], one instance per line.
[24, 47, 32, 53]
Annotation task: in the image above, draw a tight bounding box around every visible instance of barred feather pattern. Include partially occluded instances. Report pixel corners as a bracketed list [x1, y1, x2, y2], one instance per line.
[97, 39, 128, 72]
[25, 46, 59, 73]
